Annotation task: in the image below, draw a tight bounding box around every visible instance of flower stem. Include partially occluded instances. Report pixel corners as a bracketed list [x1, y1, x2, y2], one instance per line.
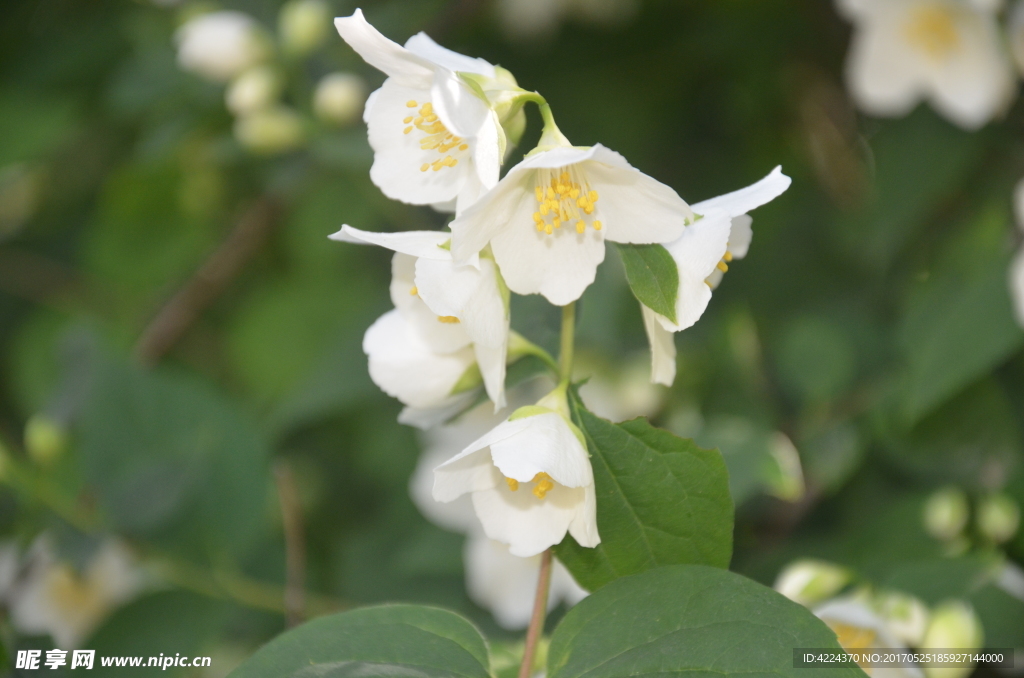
[518, 548, 553, 678]
[559, 302, 575, 383]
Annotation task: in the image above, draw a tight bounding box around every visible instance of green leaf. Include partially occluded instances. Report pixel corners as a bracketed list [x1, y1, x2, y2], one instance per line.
[548, 564, 867, 678]
[228, 605, 492, 678]
[615, 243, 678, 324]
[555, 389, 733, 591]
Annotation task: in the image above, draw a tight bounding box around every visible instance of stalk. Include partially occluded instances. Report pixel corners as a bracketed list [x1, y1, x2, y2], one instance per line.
[517, 549, 554, 678]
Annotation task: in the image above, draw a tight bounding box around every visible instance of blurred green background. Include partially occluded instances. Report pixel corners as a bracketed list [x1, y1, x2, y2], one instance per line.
[0, 0, 1023, 674]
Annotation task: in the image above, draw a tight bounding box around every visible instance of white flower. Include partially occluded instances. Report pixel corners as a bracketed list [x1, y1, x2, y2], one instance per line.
[332, 225, 511, 412]
[574, 353, 664, 422]
[226, 67, 280, 116]
[836, 0, 1015, 130]
[433, 388, 599, 557]
[814, 593, 925, 678]
[1010, 1, 1024, 75]
[334, 9, 505, 212]
[641, 167, 791, 385]
[233, 106, 305, 154]
[921, 601, 983, 678]
[774, 559, 852, 607]
[175, 11, 269, 83]
[464, 534, 587, 629]
[450, 144, 692, 306]
[313, 73, 367, 125]
[1010, 178, 1024, 328]
[8, 536, 144, 648]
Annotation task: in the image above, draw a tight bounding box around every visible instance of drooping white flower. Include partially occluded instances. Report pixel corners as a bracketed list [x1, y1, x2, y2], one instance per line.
[334, 9, 506, 212]
[641, 167, 791, 385]
[7, 536, 144, 649]
[450, 144, 692, 306]
[175, 11, 270, 83]
[836, 0, 1015, 130]
[433, 387, 599, 557]
[814, 594, 926, 678]
[332, 225, 510, 412]
[313, 73, 367, 126]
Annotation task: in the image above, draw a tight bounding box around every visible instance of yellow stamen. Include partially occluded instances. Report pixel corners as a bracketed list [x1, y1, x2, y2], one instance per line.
[406, 100, 418, 107]
[532, 472, 554, 499]
[724, 251, 733, 262]
[588, 190, 599, 202]
[506, 477, 519, 492]
[576, 221, 585, 233]
[717, 261, 729, 272]
[545, 224, 553, 235]
[404, 126, 413, 134]
[593, 220, 602, 231]
[403, 116, 413, 123]
[459, 144, 469, 151]
[905, 6, 960, 61]
[420, 163, 430, 172]
[437, 316, 460, 323]
[409, 286, 418, 295]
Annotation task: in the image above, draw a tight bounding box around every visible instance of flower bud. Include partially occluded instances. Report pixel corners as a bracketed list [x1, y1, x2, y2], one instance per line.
[313, 73, 367, 126]
[923, 487, 969, 541]
[24, 415, 68, 466]
[233, 106, 305, 154]
[279, 0, 330, 57]
[175, 11, 270, 83]
[921, 601, 983, 678]
[976, 493, 1020, 544]
[226, 67, 281, 116]
[774, 560, 851, 607]
[875, 590, 929, 647]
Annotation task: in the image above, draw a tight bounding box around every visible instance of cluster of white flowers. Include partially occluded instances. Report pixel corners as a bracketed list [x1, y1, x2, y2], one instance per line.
[326, 8, 788, 622]
[173, 2, 367, 154]
[0, 535, 144, 648]
[836, 0, 1021, 130]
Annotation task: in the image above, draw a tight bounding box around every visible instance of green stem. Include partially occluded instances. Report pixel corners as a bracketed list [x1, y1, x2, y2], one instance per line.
[514, 92, 570, 149]
[559, 302, 575, 383]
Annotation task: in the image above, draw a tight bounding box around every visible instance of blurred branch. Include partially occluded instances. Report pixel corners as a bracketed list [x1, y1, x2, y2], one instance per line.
[274, 460, 307, 627]
[133, 197, 280, 367]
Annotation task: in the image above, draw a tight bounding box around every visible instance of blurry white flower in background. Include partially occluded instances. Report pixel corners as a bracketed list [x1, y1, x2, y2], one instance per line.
[814, 592, 926, 678]
[496, 0, 640, 41]
[5, 536, 145, 649]
[314, 73, 367, 126]
[279, 0, 331, 57]
[225, 66, 281, 116]
[1010, 178, 1024, 329]
[175, 11, 270, 83]
[1009, 0, 1024, 75]
[920, 601, 984, 678]
[574, 353, 664, 422]
[774, 559, 852, 608]
[233, 106, 305, 154]
[836, 0, 1015, 130]
[410, 385, 588, 628]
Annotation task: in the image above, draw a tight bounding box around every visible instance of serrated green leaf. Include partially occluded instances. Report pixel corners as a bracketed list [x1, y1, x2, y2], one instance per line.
[555, 389, 733, 590]
[548, 565, 867, 678]
[228, 605, 492, 678]
[615, 243, 678, 323]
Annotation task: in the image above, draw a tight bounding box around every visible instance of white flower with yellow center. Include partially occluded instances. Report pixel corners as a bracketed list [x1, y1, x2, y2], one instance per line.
[433, 386, 599, 557]
[8, 536, 144, 649]
[334, 9, 507, 212]
[836, 0, 1015, 130]
[332, 225, 510, 415]
[641, 167, 791, 385]
[814, 592, 925, 678]
[450, 142, 692, 306]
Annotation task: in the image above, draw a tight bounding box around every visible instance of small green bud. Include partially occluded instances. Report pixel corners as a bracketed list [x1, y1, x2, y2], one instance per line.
[922, 601, 983, 678]
[279, 0, 330, 56]
[233, 106, 305, 154]
[976, 493, 1020, 544]
[774, 560, 851, 607]
[226, 66, 281, 116]
[24, 414, 68, 466]
[313, 73, 366, 126]
[923, 487, 969, 541]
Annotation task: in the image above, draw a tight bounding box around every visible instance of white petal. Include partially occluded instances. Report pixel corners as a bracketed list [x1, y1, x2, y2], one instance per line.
[691, 166, 792, 218]
[582, 146, 691, 245]
[414, 257, 507, 348]
[363, 309, 475, 409]
[366, 79, 469, 206]
[463, 535, 543, 629]
[450, 172, 532, 262]
[567, 482, 600, 548]
[330, 224, 452, 260]
[391, 254, 472, 353]
[398, 395, 476, 430]
[404, 32, 496, 78]
[468, 109, 501, 195]
[658, 210, 732, 332]
[726, 215, 754, 259]
[642, 304, 677, 386]
[410, 444, 479, 532]
[430, 68, 492, 140]
[845, 11, 926, 118]
[487, 413, 593, 488]
[432, 446, 497, 503]
[924, 10, 1015, 130]
[491, 215, 606, 306]
[1011, 247, 1024, 328]
[474, 342, 508, 410]
[472, 481, 585, 557]
[334, 9, 434, 87]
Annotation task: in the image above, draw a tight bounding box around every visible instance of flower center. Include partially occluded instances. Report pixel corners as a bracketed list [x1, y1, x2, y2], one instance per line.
[904, 5, 960, 61]
[403, 100, 470, 173]
[531, 168, 602, 236]
[47, 564, 106, 622]
[505, 472, 556, 499]
[706, 250, 732, 287]
[826, 622, 877, 670]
